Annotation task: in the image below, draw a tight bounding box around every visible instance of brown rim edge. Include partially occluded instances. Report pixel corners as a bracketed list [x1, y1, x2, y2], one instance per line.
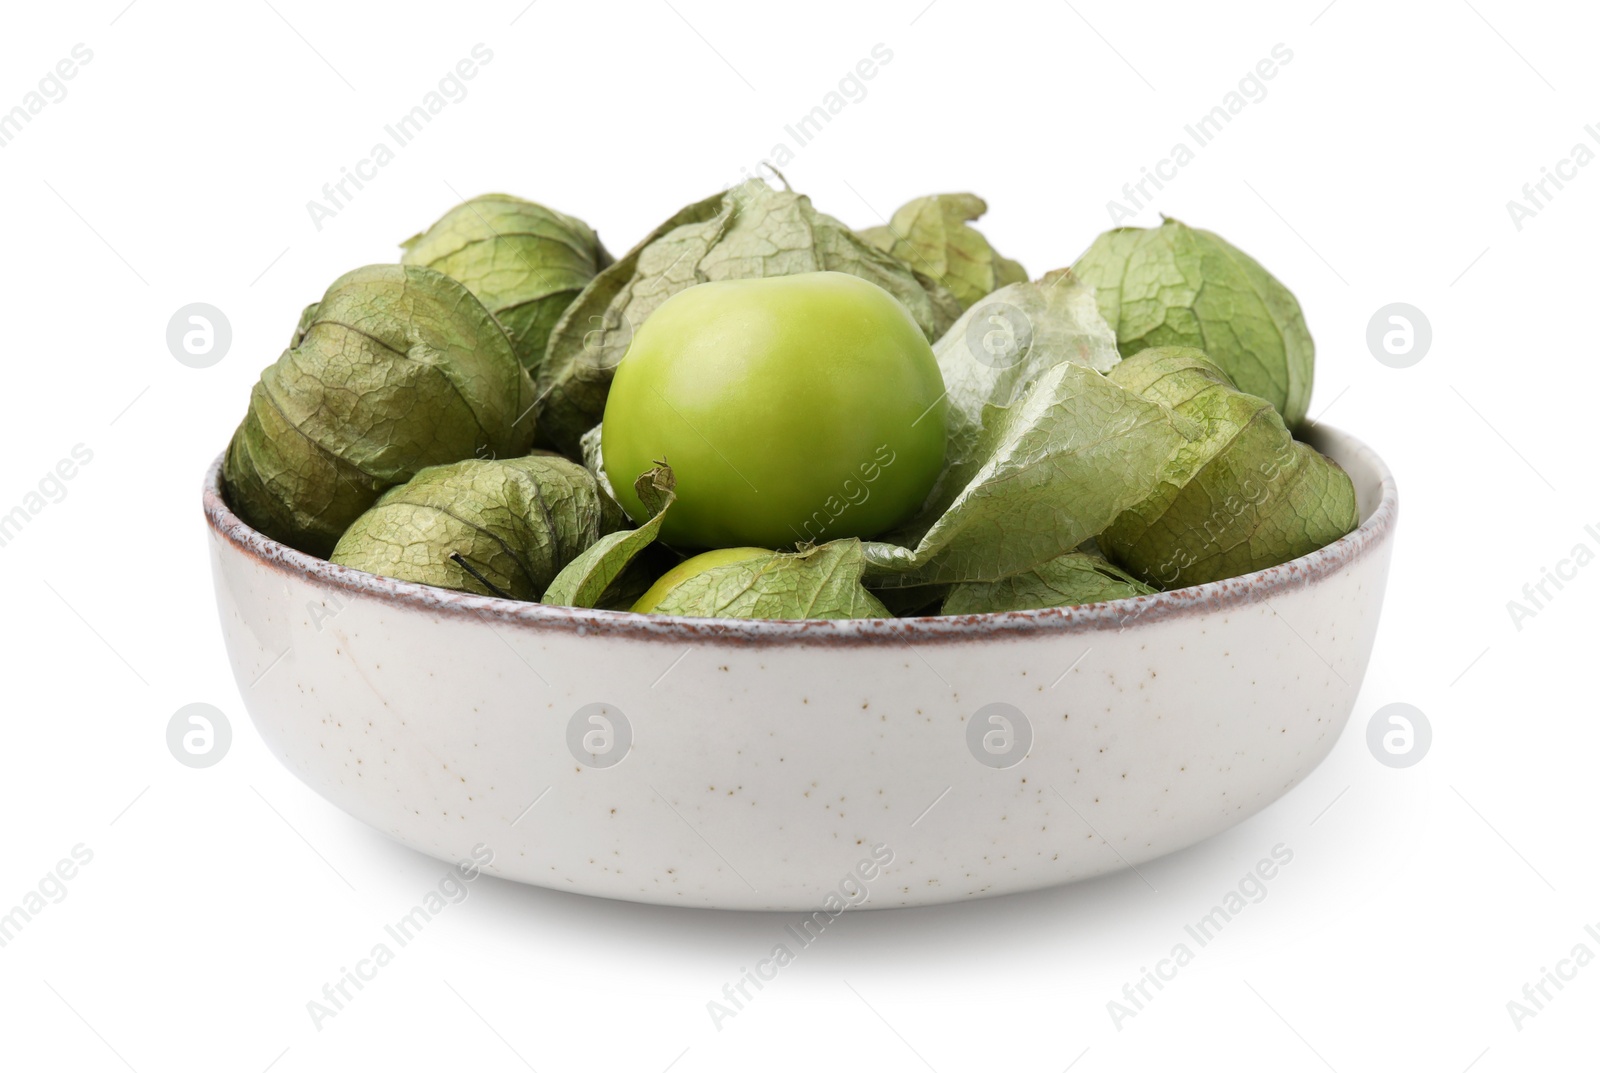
[201, 424, 1397, 648]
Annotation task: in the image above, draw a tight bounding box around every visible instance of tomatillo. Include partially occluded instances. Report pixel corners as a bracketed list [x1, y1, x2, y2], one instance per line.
[631, 547, 770, 613]
[602, 272, 948, 549]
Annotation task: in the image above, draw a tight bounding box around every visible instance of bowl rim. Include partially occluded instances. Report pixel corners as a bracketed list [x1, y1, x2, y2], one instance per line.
[202, 423, 1397, 648]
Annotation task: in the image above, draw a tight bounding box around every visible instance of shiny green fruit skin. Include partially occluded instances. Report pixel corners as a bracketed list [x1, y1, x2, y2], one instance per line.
[631, 547, 770, 613]
[602, 272, 948, 549]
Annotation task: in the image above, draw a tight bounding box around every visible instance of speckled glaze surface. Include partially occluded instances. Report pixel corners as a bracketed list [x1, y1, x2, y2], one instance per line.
[204, 425, 1396, 910]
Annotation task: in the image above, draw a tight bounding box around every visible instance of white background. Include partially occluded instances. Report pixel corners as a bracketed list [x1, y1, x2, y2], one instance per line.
[1, 0, 1595, 1070]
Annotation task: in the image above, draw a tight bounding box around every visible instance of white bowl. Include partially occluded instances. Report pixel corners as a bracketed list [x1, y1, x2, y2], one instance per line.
[204, 423, 1396, 910]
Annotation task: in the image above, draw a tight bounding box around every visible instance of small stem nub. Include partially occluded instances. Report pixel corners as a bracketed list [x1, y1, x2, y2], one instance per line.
[450, 553, 512, 599]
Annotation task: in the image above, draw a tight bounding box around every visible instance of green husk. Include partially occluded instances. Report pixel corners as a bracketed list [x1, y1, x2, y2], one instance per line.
[940, 550, 1156, 615]
[1101, 347, 1358, 588]
[859, 192, 1026, 310]
[400, 193, 610, 376]
[330, 454, 610, 600]
[862, 359, 1199, 588]
[223, 264, 536, 557]
[646, 539, 891, 620]
[1074, 218, 1313, 427]
[542, 464, 676, 609]
[933, 268, 1123, 470]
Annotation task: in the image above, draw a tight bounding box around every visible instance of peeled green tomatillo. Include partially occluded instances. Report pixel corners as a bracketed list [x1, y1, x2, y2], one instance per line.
[602, 272, 948, 549]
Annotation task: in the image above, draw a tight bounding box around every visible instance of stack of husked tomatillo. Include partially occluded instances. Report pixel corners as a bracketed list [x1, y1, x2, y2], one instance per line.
[222, 181, 1357, 620]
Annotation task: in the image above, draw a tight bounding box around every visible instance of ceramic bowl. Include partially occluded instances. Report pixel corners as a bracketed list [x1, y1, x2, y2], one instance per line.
[203, 423, 1396, 911]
